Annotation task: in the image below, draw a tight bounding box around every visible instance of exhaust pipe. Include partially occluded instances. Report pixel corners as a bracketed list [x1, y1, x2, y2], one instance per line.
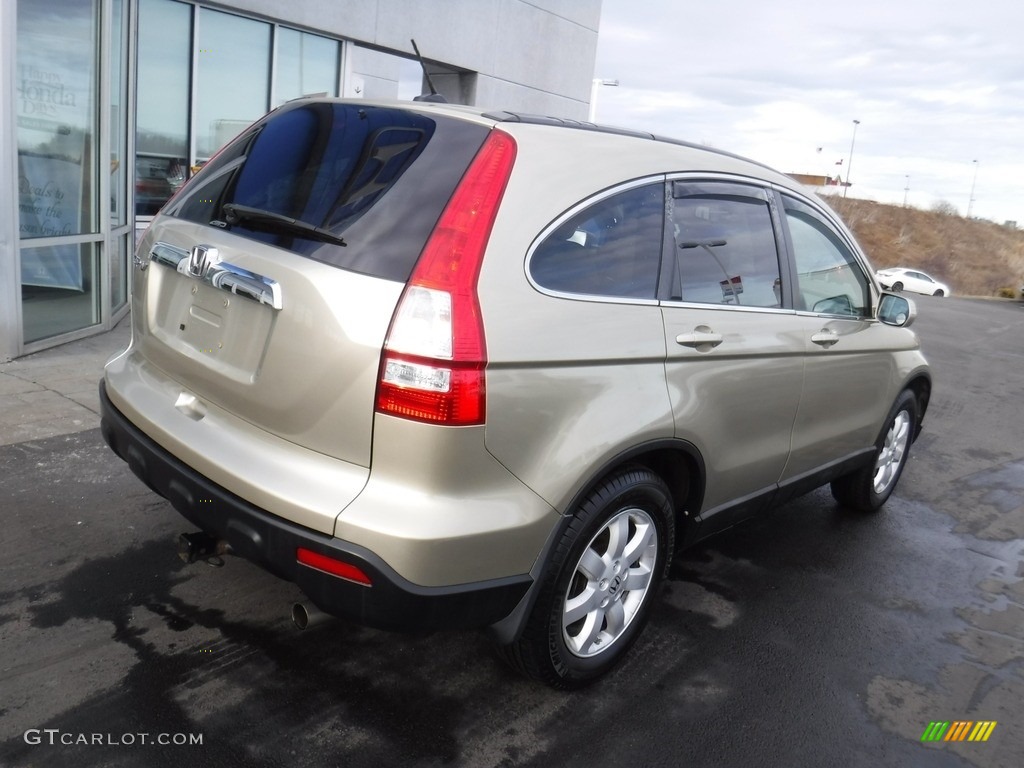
[177, 532, 232, 565]
[291, 602, 333, 630]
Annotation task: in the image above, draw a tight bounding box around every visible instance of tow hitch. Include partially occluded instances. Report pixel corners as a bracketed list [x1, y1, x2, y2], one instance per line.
[177, 532, 232, 566]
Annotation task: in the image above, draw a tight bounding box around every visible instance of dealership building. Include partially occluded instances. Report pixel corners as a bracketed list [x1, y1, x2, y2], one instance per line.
[0, 0, 601, 359]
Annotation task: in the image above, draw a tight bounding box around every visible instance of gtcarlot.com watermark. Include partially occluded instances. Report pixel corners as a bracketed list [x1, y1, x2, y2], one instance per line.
[24, 729, 203, 747]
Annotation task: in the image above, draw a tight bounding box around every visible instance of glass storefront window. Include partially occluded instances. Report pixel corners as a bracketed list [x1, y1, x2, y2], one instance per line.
[110, 233, 128, 311]
[195, 8, 271, 160]
[21, 243, 101, 343]
[276, 29, 340, 105]
[137, 0, 191, 216]
[16, 0, 104, 345]
[135, 4, 347, 214]
[16, 0, 99, 239]
[109, 0, 129, 226]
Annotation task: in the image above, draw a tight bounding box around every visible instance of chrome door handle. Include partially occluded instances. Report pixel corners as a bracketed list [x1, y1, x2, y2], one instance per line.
[811, 329, 839, 347]
[676, 327, 723, 351]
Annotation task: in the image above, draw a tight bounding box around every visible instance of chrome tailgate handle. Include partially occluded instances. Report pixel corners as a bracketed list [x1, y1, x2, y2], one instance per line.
[150, 241, 283, 310]
[151, 241, 188, 270]
[209, 262, 283, 310]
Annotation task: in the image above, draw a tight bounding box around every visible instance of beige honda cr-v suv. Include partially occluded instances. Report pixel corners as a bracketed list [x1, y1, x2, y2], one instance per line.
[101, 98, 931, 688]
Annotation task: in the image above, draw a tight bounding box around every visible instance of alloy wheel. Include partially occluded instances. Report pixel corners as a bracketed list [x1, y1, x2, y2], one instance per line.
[561, 507, 658, 658]
[873, 410, 911, 495]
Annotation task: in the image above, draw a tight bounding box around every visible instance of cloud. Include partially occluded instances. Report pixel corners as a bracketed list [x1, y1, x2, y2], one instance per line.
[594, 0, 1024, 223]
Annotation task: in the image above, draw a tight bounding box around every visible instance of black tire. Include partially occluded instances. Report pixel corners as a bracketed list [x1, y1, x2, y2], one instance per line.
[831, 390, 918, 512]
[933, 289, 945, 297]
[496, 466, 674, 689]
[891, 281, 904, 292]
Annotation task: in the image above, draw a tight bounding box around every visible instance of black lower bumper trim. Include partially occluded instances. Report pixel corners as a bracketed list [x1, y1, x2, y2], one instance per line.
[98, 380, 531, 631]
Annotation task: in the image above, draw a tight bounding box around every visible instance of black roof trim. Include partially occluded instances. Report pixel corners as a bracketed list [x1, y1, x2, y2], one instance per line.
[482, 110, 770, 169]
[482, 111, 655, 140]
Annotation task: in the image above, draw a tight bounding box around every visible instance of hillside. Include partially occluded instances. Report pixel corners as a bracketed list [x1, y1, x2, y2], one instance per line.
[821, 195, 1024, 298]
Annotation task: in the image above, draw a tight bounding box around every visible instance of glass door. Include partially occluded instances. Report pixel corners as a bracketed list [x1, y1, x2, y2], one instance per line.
[16, 0, 102, 344]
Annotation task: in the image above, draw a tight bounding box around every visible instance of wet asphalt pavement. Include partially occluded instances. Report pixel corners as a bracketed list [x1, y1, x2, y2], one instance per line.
[1, 296, 1022, 768]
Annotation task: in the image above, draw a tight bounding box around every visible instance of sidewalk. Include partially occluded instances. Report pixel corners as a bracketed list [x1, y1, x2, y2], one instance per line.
[0, 317, 131, 446]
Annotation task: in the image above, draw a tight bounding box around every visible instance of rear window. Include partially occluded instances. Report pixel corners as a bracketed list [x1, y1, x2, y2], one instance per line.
[164, 102, 489, 282]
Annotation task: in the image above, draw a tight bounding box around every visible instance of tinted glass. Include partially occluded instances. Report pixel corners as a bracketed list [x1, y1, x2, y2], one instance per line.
[667, 188, 781, 307]
[530, 183, 665, 299]
[166, 103, 488, 282]
[784, 197, 870, 316]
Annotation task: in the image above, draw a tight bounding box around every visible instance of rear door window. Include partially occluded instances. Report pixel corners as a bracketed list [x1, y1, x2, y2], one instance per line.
[666, 182, 783, 308]
[528, 182, 665, 300]
[164, 102, 488, 282]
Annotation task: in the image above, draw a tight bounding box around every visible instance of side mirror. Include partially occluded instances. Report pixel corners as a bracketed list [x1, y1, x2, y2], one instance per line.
[878, 292, 916, 327]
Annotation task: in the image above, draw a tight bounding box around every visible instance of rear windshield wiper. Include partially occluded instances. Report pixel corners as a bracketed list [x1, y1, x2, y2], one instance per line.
[219, 203, 347, 247]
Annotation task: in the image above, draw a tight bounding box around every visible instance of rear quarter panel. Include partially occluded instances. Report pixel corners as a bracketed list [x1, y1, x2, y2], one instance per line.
[479, 126, 712, 513]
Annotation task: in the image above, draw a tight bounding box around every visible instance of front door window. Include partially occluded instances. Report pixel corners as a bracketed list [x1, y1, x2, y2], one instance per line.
[784, 196, 870, 317]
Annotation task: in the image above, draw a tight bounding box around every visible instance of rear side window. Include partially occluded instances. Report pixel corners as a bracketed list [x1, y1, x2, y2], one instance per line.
[529, 183, 665, 299]
[667, 182, 782, 307]
[164, 102, 489, 282]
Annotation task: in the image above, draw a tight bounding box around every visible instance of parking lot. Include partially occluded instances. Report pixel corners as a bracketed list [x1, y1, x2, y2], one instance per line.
[1, 295, 1022, 768]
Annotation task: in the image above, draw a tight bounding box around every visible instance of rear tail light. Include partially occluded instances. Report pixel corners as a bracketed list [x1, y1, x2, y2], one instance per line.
[376, 130, 517, 426]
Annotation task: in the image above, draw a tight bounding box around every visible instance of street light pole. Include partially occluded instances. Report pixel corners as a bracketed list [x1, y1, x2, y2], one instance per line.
[967, 159, 979, 218]
[843, 119, 860, 198]
[903, 175, 910, 207]
[589, 78, 619, 122]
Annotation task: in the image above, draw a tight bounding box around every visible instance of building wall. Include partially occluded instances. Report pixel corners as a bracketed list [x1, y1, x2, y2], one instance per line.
[227, 0, 601, 117]
[348, 46, 403, 100]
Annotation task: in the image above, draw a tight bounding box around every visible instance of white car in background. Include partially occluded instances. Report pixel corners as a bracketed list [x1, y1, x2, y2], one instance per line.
[875, 268, 951, 297]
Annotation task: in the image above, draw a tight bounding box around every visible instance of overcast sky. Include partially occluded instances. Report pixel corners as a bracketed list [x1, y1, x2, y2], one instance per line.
[592, 0, 1023, 225]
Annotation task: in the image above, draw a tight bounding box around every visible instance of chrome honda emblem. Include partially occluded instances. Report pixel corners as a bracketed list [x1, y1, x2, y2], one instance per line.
[188, 245, 219, 278]
[607, 574, 624, 597]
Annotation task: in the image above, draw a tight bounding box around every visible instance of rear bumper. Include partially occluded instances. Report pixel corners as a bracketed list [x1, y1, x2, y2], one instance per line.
[99, 379, 531, 631]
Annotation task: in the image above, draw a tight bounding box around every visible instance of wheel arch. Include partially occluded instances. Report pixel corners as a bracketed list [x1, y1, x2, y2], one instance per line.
[560, 438, 706, 551]
[487, 438, 706, 646]
[904, 372, 931, 441]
